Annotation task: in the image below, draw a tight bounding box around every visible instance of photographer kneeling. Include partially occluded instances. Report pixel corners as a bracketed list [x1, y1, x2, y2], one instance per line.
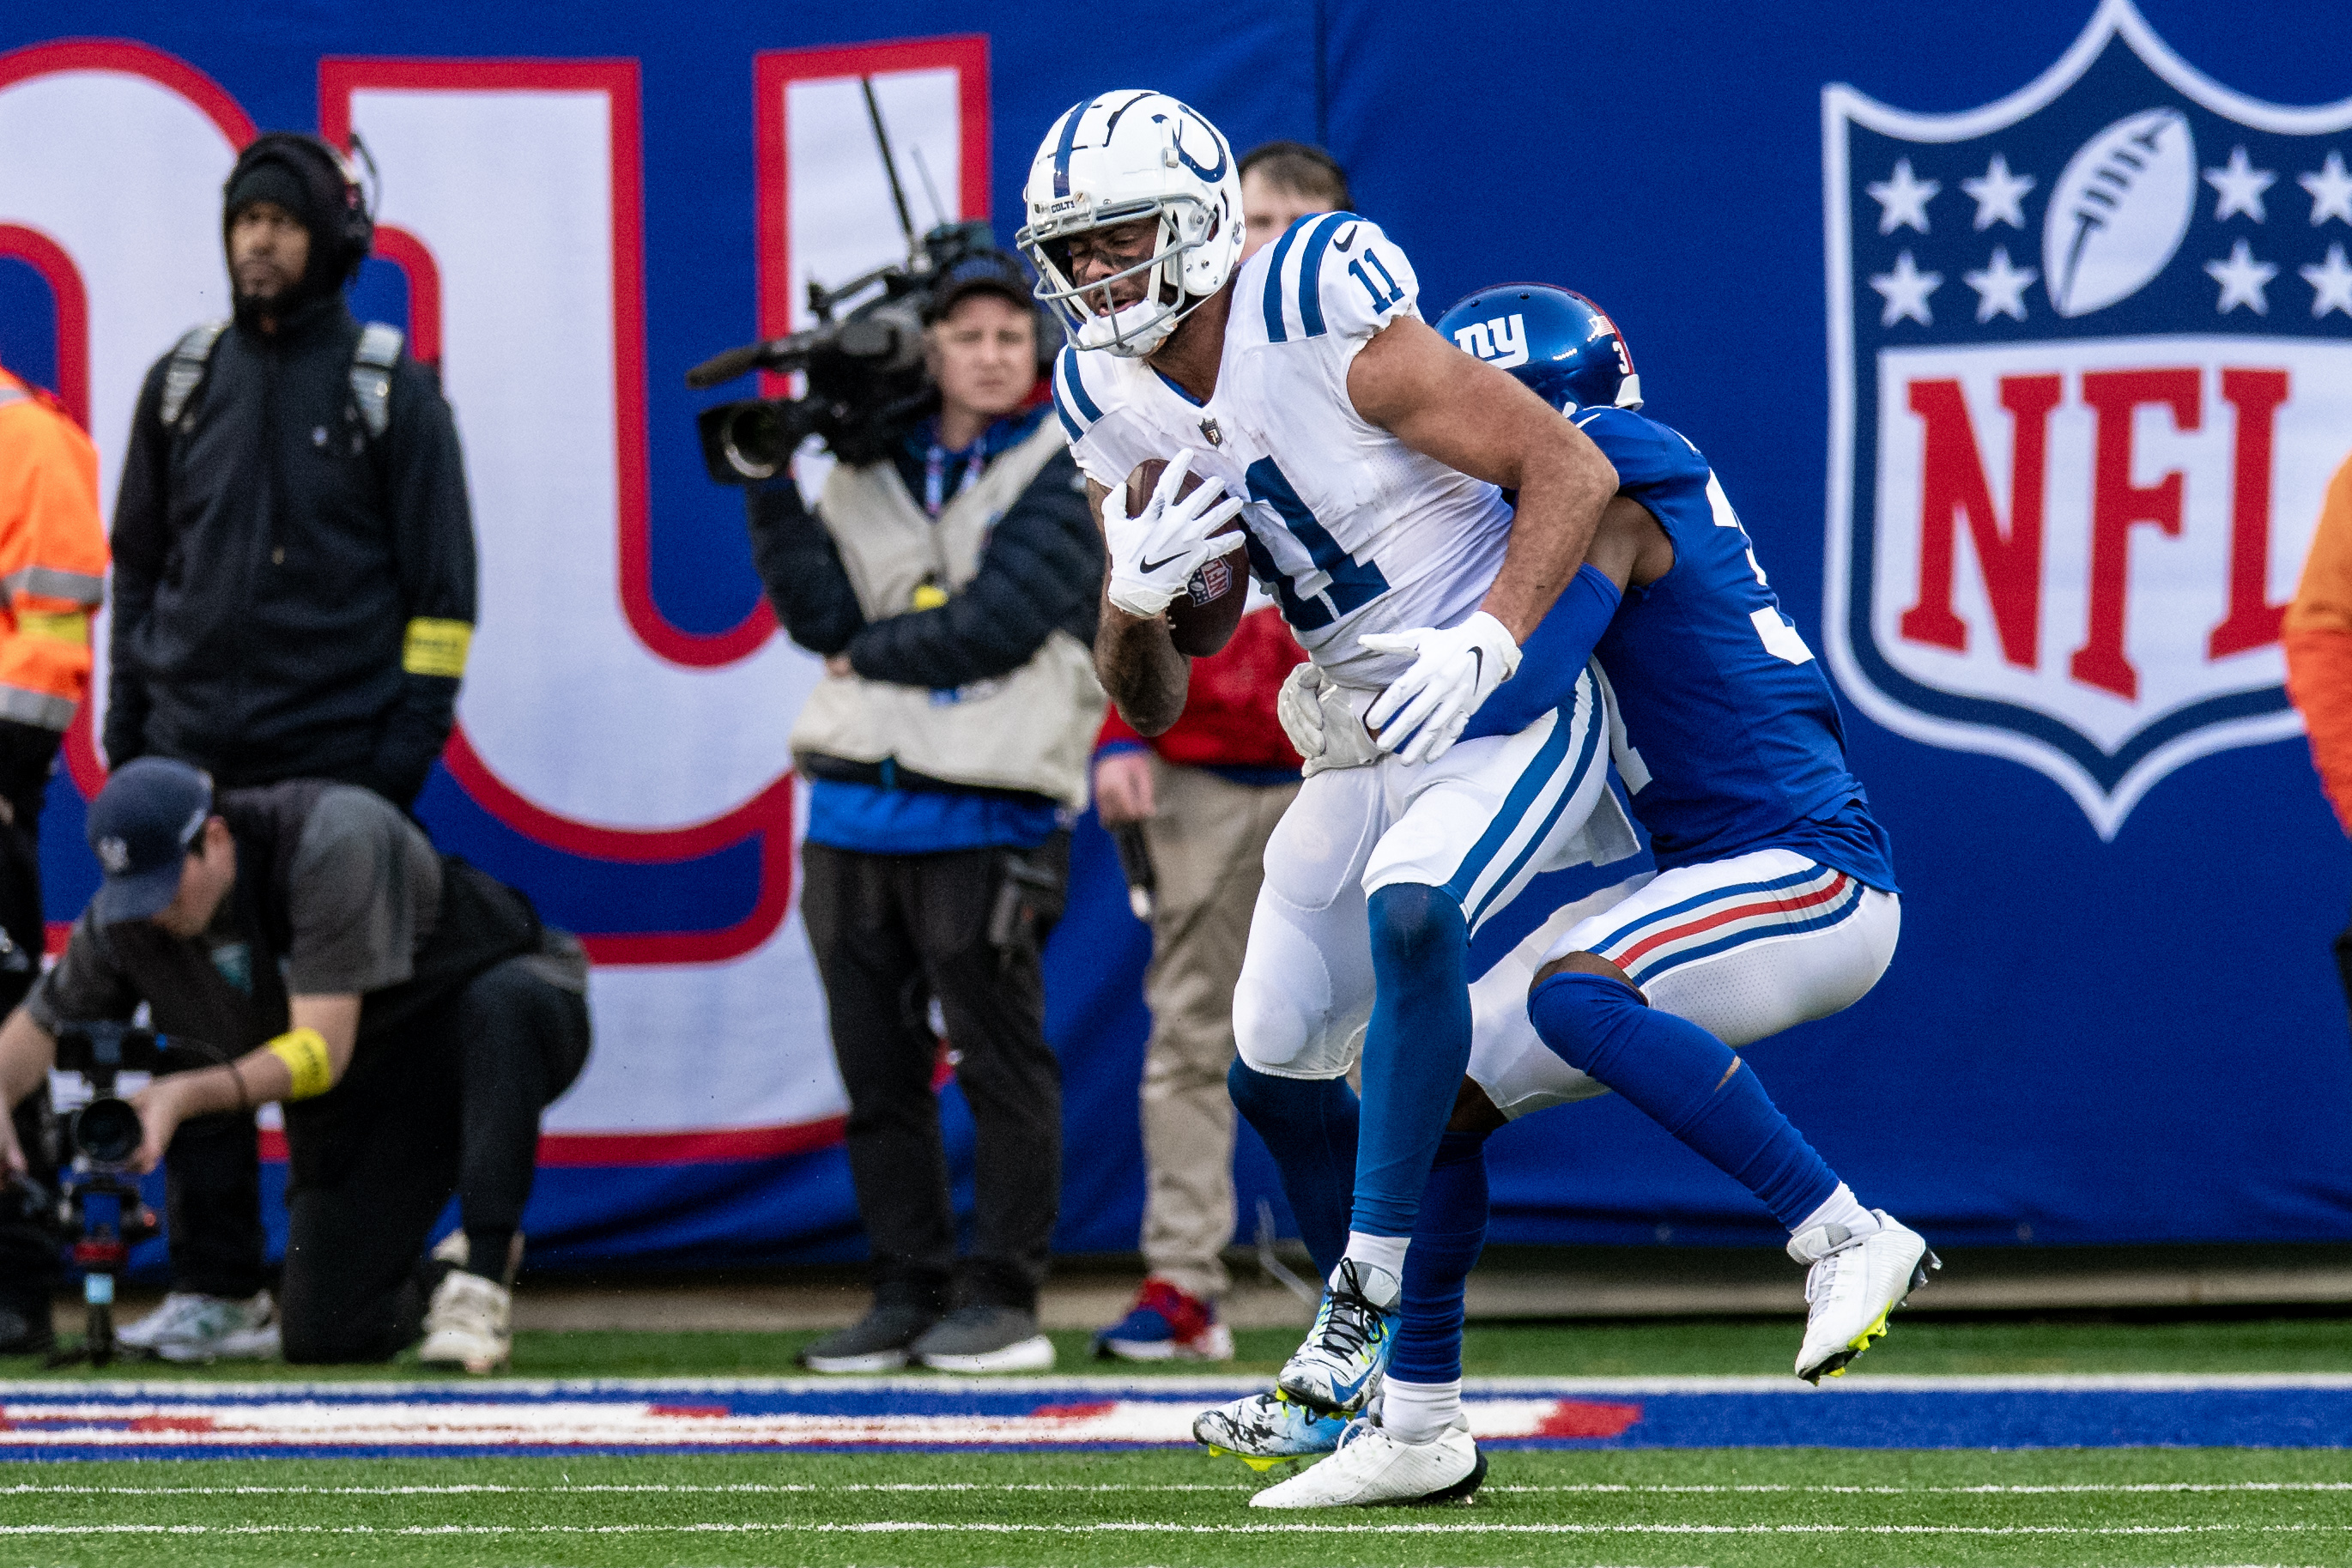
[747, 251, 1102, 1373]
[0, 759, 589, 1370]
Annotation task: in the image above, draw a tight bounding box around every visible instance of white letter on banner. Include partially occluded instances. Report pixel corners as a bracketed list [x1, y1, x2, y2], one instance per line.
[0, 45, 246, 733]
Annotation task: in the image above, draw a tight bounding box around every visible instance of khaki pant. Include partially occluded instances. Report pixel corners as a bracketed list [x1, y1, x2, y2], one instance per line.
[1137, 757, 1299, 1301]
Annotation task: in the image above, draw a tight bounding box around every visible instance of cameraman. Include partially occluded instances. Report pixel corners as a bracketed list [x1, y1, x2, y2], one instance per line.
[0, 759, 589, 1370]
[746, 251, 1102, 1373]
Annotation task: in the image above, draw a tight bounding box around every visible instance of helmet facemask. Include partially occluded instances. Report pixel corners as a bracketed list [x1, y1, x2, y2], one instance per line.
[1022, 195, 1222, 358]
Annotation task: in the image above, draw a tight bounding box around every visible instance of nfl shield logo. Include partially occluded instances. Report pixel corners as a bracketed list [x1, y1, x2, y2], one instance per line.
[1824, 0, 2352, 837]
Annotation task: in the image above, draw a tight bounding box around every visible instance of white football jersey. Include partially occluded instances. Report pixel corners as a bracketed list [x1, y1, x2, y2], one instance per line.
[1054, 213, 1512, 689]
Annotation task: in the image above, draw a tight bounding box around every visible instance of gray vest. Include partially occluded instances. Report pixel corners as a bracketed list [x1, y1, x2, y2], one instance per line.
[790, 420, 1106, 810]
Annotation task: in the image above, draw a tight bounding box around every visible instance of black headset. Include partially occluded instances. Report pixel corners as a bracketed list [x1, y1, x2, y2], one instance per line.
[224, 132, 376, 277]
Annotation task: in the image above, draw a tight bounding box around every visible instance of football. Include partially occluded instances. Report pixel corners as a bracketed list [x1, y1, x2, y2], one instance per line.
[1126, 457, 1251, 657]
[2042, 106, 2196, 318]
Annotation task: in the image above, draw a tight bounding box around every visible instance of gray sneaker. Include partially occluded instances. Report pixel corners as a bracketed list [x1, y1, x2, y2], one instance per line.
[118, 1290, 281, 1363]
[911, 1305, 1055, 1372]
[799, 1300, 937, 1373]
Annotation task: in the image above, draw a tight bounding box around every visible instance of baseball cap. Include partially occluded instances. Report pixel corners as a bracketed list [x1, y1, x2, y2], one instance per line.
[86, 758, 215, 924]
[926, 249, 1035, 322]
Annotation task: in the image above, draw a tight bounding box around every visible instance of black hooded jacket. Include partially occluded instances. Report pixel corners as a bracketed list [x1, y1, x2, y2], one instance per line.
[106, 294, 476, 806]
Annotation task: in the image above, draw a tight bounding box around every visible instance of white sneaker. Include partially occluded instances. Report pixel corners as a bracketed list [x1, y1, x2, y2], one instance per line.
[1249, 1416, 1486, 1508]
[1790, 1209, 1937, 1383]
[417, 1269, 512, 1374]
[1274, 1258, 1399, 1415]
[120, 1291, 281, 1363]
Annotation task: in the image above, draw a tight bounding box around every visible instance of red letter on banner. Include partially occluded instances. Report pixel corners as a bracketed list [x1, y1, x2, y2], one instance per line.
[2207, 366, 2292, 661]
[1900, 374, 2058, 668]
[2070, 368, 2201, 701]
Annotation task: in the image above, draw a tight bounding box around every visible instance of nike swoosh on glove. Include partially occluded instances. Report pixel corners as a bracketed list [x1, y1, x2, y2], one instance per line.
[1104, 450, 1246, 619]
[1360, 611, 1522, 765]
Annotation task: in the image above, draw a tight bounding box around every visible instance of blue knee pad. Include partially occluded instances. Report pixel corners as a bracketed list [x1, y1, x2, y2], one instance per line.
[1228, 1059, 1358, 1280]
[1530, 969, 1840, 1229]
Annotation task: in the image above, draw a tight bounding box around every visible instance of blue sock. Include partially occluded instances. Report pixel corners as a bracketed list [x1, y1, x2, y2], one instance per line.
[1389, 1129, 1489, 1385]
[1530, 971, 1839, 1229]
[1349, 884, 1471, 1239]
[1227, 1059, 1359, 1280]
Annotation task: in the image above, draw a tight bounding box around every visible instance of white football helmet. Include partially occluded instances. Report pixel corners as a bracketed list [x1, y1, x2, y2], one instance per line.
[1015, 92, 1245, 359]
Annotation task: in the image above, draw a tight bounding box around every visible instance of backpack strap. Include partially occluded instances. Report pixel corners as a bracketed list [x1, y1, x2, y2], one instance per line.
[350, 322, 404, 441]
[157, 321, 228, 430]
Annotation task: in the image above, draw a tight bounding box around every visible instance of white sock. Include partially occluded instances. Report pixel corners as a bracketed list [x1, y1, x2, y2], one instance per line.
[1381, 1377, 1461, 1444]
[1793, 1183, 1875, 1243]
[1339, 1232, 1409, 1290]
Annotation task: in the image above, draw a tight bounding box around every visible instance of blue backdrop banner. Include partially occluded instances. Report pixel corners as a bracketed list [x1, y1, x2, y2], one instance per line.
[1, 0, 2347, 1275]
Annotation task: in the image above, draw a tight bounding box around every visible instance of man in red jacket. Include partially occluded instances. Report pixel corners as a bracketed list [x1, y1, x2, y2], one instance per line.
[1089, 144, 1347, 1361]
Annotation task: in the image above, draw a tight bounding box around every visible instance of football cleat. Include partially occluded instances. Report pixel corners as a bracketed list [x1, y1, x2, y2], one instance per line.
[1248, 1415, 1487, 1509]
[1275, 1257, 1400, 1415]
[1192, 1390, 1349, 1470]
[1790, 1209, 1938, 1383]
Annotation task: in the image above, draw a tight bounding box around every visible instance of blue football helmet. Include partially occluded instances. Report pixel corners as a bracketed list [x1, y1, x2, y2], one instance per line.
[1432, 283, 1641, 413]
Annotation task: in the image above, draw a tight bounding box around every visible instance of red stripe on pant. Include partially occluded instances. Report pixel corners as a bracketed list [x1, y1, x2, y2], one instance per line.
[1604, 873, 1852, 973]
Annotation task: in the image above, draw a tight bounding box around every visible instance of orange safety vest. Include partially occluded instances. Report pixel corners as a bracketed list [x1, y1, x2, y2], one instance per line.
[0, 367, 106, 731]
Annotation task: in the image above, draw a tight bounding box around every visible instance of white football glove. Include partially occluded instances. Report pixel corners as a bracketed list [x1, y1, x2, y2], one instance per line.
[1103, 451, 1246, 619]
[1276, 660, 1326, 760]
[1360, 610, 1522, 765]
[1276, 662, 1381, 778]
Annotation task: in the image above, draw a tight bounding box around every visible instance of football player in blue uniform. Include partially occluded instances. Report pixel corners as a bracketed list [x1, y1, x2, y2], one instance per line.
[1016, 94, 1637, 1472]
[1233, 284, 1936, 1506]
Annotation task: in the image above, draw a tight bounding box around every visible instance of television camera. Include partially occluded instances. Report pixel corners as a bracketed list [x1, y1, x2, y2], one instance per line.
[687, 79, 1015, 479]
[28, 1023, 215, 1365]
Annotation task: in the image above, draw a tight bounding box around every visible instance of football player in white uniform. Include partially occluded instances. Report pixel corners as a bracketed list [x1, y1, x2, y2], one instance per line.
[1017, 91, 1631, 1485]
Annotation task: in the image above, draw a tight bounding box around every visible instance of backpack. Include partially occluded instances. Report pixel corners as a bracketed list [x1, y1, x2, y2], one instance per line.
[156, 319, 405, 442]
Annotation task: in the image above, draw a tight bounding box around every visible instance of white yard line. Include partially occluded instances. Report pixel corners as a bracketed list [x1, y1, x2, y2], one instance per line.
[8, 1480, 2352, 1498]
[9, 1371, 2352, 1397]
[0, 1522, 2348, 1537]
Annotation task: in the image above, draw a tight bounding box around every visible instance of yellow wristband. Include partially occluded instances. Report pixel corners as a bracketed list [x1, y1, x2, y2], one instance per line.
[264, 1026, 335, 1101]
[402, 617, 472, 678]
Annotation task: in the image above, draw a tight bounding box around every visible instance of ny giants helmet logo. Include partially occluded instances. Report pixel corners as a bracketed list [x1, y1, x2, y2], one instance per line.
[1823, 0, 2352, 838]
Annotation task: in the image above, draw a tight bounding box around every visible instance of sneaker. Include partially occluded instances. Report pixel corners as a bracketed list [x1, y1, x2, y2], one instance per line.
[417, 1269, 512, 1375]
[1249, 1414, 1487, 1508]
[1094, 1278, 1234, 1362]
[1275, 1258, 1398, 1415]
[798, 1300, 938, 1374]
[121, 1290, 281, 1363]
[1790, 1209, 1937, 1383]
[910, 1305, 1055, 1372]
[1193, 1389, 1349, 1470]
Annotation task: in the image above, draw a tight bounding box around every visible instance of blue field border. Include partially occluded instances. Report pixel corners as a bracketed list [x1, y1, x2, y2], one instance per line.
[4, 1375, 2349, 1460]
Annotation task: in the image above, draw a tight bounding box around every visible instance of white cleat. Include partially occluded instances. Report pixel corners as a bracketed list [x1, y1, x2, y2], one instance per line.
[1192, 1390, 1350, 1471]
[1249, 1416, 1486, 1509]
[1790, 1209, 1937, 1383]
[417, 1268, 512, 1375]
[120, 1290, 281, 1363]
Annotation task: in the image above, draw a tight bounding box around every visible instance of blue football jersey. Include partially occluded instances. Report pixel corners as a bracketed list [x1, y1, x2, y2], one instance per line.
[1574, 406, 1897, 891]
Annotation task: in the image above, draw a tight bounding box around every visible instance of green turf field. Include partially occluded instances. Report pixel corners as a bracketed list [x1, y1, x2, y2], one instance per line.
[7, 1448, 2352, 1568]
[8, 1317, 2352, 1566]
[13, 1313, 2352, 1379]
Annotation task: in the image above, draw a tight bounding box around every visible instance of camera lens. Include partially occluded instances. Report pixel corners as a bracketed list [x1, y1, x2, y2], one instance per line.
[72, 1098, 143, 1167]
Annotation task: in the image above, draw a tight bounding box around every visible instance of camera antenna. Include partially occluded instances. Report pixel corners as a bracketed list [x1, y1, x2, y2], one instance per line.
[911, 144, 949, 231]
[860, 77, 919, 263]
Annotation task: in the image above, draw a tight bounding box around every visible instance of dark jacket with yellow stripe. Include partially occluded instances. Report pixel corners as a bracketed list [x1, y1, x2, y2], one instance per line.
[108, 295, 476, 807]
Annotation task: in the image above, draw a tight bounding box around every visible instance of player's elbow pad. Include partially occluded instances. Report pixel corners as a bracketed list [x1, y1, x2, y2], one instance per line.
[1462, 563, 1622, 742]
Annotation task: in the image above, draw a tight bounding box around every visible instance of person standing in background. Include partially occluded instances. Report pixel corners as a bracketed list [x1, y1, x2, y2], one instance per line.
[2285, 453, 2352, 1009]
[1088, 142, 1350, 1362]
[0, 358, 106, 1355]
[103, 131, 478, 1365]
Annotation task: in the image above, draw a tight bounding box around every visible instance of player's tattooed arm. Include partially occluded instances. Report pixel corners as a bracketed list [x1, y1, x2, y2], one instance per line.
[1347, 316, 1621, 641]
[1087, 477, 1191, 736]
